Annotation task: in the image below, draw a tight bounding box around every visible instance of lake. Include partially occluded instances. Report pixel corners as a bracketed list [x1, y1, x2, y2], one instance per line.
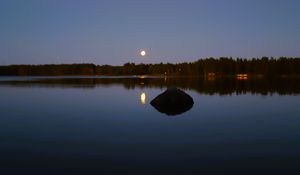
[0, 76, 300, 175]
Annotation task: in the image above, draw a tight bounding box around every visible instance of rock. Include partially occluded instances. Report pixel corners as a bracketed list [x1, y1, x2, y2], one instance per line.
[150, 87, 194, 116]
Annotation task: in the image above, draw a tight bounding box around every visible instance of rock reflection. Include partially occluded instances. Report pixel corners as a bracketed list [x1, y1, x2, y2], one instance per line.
[151, 87, 194, 116]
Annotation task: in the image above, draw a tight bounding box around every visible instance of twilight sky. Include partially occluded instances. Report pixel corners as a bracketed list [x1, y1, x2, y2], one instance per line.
[0, 0, 299, 65]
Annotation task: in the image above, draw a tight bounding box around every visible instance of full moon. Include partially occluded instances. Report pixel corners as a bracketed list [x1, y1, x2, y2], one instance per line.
[140, 50, 146, 57]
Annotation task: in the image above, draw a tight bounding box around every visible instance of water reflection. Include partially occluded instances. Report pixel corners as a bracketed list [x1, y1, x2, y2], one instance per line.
[151, 87, 194, 116]
[1, 76, 300, 95]
[140, 92, 146, 104]
[0, 77, 299, 174]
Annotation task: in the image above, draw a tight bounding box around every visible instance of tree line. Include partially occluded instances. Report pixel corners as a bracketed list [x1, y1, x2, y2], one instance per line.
[0, 57, 299, 77]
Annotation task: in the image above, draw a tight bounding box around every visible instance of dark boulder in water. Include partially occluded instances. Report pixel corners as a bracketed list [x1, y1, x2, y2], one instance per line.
[150, 87, 194, 116]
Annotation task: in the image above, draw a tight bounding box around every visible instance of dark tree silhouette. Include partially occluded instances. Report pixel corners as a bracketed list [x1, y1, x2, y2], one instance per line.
[0, 57, 299, 77]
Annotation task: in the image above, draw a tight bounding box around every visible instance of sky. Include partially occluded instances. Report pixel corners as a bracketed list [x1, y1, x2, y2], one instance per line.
[0, 0, 299, 65]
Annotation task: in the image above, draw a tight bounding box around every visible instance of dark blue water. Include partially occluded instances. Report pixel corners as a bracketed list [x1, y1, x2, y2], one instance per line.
[0, 77, 299, 175]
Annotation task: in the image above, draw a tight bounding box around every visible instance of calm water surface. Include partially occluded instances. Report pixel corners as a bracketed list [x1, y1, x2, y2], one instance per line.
[0, 77, 300, 175]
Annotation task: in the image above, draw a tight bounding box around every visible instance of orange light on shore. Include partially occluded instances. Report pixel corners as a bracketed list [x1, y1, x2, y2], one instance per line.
[236, 74, 248, 80]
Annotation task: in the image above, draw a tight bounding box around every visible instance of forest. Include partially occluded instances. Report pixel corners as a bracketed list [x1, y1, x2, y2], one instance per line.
[0, 57, 299, 77]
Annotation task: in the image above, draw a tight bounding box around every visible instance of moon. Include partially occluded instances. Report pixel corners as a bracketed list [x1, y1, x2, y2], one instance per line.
[140, 50, 146, 57]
